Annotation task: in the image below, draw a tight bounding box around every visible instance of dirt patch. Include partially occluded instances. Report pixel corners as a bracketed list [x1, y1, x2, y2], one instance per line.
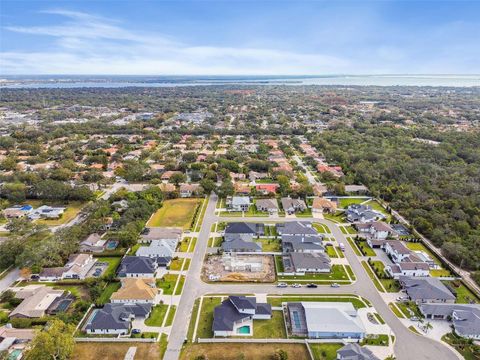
[73, 342, 159, 360]
[181, 343, 309, 360]
[202, 254, 275, 282]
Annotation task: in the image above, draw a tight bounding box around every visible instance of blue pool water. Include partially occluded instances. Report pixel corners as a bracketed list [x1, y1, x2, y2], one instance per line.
[237, 326, 250, 334]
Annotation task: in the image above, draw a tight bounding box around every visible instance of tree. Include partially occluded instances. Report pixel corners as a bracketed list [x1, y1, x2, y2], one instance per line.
[170, 173, 187, 186]
[217, 180, 234, 198]
[271, 349, 288, 360]
[25, 320, 75, 360]
[200, 179, 216, 194]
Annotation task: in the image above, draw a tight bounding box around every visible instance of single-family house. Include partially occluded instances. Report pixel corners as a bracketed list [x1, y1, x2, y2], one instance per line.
[281, 197, 307, 214]
[179, 183, 201, 198]
[384, 241, 412, 263]
[28, 205, 66, 220]
[136, 239, 178, 266]
[312, 197, 337, 214]
[212, 296, 272, 337]
[110, 278, 158, 304]
[255, 198, 279, 214]
[399, 276, 456, 304]
[80, 233, 107, 253]
[117, 256, 157, 278]
[140, 227, 183, 244]
[226, 196, 251, 212]
[85, 303, 152, 335]
[281, 235, 324, 253]
[286, 302, 365, 339]
[255, 184, 278, 195]
[224, 222, 264, 241]
[2, 205, 32, 219]
[277, 221, 318, 237]
[336, 343, 380, 360]
[282, 252, 331, 274]
[356, 221, 396, 240]
[386, 262, 430, 279]
[345, 204, 385, 223]
[9, 285, 64, 319]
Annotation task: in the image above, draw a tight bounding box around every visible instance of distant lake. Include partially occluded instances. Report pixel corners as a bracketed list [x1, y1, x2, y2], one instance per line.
[1, 75, 479, 88]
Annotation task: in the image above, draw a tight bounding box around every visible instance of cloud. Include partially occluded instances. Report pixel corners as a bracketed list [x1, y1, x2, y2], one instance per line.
[1, 8, 479, 75]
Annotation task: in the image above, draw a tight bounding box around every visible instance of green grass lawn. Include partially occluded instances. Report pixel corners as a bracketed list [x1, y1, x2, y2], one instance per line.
[278, 265, 350, 282]
[147, 198, 201, 229]
[187, 298, 201, 341]
[313, 223, 331, 234]
[145, 304, 168, 326]
[95, 256, 122, 278]
[252, 311, 286, 338]
[156, 274, 178, 295]
[209, 237, 223, 247]
[396, 301, 422, 318]
[323, 211, 345, 223]
[326, 245, 338, 258]
[159, 333, 168, 359]
[389, 303, 405, 318]
[405, 242, 442, 266]
[97, 282, 121, 305]
[347, 237, 362, 256]
[275, 255, 285, 272]
[165, 305, 177, 326]
[442, 332, 480, 360]
[364, 200, 391, 220]
[338, 197, 370, 209]
[196, 297, 222, 338]
[258, 238, 281, 252]
[361, 334, 390, 346]
[362, 261, 384, 292]
[430, 269, 452, 277]
[370, 260, 401, 292]
[169, 258, 184, 271]
[356, 240, 376, 256]
[179, 237, 197, 252]
[174, 275, 185, 295]
[310, 343, 343, 360]
[443, 280, 480, 304]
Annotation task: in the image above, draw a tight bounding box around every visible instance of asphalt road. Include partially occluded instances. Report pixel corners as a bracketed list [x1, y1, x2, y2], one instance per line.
[164, 198, 460, 360]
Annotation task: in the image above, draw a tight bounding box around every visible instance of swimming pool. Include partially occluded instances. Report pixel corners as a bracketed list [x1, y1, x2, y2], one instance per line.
[8, 349, 22, 360]
[237, 325, 250, 334]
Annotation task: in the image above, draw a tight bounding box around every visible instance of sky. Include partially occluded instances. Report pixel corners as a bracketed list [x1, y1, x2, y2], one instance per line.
[0, 1, 479, 75]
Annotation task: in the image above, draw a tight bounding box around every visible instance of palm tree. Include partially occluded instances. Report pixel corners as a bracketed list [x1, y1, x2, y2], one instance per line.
[424, 321, 433, 333]
[385, 355, 396, 360]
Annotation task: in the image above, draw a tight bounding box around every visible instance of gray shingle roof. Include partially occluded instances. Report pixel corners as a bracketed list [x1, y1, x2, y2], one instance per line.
[117, 256, 156, 276]
[85, 303, 152, 331]
[399, 276, 455, 301]
[337, 343, 380, 360]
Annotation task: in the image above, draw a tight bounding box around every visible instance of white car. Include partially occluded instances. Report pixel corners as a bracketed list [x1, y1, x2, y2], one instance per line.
[277, 283, 288, 288]
[291, 283, 302, 288]
[330, 283, 340, 288]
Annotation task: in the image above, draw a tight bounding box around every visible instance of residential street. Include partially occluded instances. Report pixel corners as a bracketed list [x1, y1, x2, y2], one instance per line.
[164, 196, 460, 360]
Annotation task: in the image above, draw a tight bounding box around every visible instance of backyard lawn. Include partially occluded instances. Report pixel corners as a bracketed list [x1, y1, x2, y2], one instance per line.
[97, 282, 121, 305]
[310, 343, 343, 360]
[338, 197, 370, 209]
[258, 238, 281, 252]
[178, 237, 197, 252]
[356, 240, 376, 256]
[147, 198, 201, 229]
[95, 256, 122, 277]
[443, 280, 480, 304]
[73, 343, 160, 360]
[252, 311, 286, 338]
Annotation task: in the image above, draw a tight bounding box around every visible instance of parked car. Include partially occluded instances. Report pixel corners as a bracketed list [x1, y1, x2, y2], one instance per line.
[132, 329, 141, 334]
[410, 316, 419, 321]
[93, 268, 102, 277]
[291, 283, 302, 288]
[306, 283, 318, 288]
[330, 283, 340, 288]
[277, 283, 288, 288]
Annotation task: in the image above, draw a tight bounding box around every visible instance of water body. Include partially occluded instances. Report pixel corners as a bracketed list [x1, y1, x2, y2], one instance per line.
[1, 75, 479, 88]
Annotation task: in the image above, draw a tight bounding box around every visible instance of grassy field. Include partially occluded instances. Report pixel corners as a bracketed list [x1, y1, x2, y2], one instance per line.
[95, 256, 122, 277]
[253, 311, 286, 338]
[180, 343, 310, 360]
[310, 343, 343, 360]
[145, 304, 168, 326]
[179, 237, 197, 252]
[356, 240, 376, 256]
[443, 280, 480, 304]
[165, 305, 177, 326]
[73, 343, 160, 360]
[147, 198, 201, 229]
[338, 197, 369, 208]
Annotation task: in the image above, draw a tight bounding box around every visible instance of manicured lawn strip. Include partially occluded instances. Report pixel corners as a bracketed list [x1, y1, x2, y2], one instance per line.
[361, 261, 384, 292]
[169, 258, 184, 271]
[310, 343, 343, 360]
[374, 313, 385, 324]
[275, 255, 285, 272]
[442, 332, 480, 360]
[180, 343, 310, 360]
[147, 198, 201, 229]
[159, 333, 168, 359]
[174, 275, 185, 295]
[209, 237, 223, 247]
[278, 265, 349, 281]
[430, 269, 452, 277]
[183, 258, 191, 270]
[408, 325, 420, 334]
[196, 297, 222, 338]
[267, 296, 367, 309]
[347, 237, 362, 256]
[369, 260, 401, 292]
[179, 237, 197, 252]
[187, 298, 200, 341]
[144, 304, 168, 326]
[345, 265, 355, 280]
[346, 226, 357, 234]
[165, 305, 177, 326]
[336, 247, 345, 258]
[252, 311, 286, 338]
[97, 282, 121, 304]
[313, 223, 331, 234]
[156, 274, 178, 295]
[389, 303, 405, 318]
[296, 209, 313, 217]
[340, 226, 348, 235]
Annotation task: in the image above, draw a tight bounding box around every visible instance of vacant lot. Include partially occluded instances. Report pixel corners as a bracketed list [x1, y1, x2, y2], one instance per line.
[180, 343, 310, 360]
[73, 342, 159, 360]
[34, 201, 85, 226]
[147, 198, 201, 229]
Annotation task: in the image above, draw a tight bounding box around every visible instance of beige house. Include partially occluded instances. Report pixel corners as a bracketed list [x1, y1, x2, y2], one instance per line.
[9, 285, 64, 318]
[110, 278, 158, 304]
[312, 197, 337, 214]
